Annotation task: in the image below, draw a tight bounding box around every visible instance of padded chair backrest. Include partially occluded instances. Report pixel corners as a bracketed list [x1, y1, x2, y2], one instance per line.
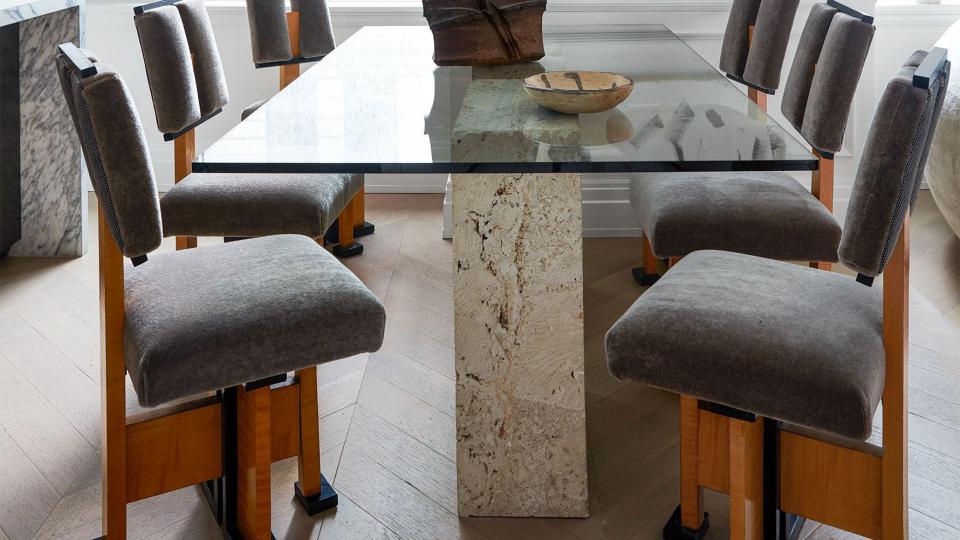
[56, 49, 163, 259]
[780, 2, 875, 154]
[134, 0, 229, 135]
[719, 0, 800, 94]
[839, 50, 951, 276]
[245, 0, 335, 65]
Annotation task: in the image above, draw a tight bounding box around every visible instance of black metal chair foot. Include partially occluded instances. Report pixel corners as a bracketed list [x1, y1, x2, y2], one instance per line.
[632, 267, 661, 286]
[295, 476, 338, 516]
[332, 241, 363, 258]
[663, 506, 709, 540]
[355, 221, 375, 237]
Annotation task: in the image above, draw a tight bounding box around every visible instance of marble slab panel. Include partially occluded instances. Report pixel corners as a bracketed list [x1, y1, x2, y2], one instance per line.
[8, 6, 86, 256]
[453, 171, 588, 518]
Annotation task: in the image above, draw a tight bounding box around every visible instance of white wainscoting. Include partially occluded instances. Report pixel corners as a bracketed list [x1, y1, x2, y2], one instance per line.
[85, 0, 957, 236]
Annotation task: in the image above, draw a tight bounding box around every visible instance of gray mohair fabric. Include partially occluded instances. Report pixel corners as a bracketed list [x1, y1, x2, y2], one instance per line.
[840, 52, 951, 276]
[124, 234, 386, 407]
[604, 250, 884, 440]
[58, 61, 163, 258]
[630, 172, 841, 261]
[174, 0, 230, 116]
[134, 6, 202, 134]
[742, 0, 800, 93]
[781, 3, 839, 131]
[719, 0, 762, 80]
[800, 14, 875, 153]
[245, 0, 293, 64]
[240, 98, 268, 121]
[160, 172, 362, 238]
[292, 0, 336, 59]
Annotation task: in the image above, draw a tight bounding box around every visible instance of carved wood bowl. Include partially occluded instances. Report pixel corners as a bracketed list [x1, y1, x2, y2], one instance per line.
[523, 71, 635, 114]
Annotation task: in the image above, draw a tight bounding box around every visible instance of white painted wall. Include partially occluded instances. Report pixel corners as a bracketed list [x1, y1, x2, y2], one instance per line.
[85, 0, 960, 236]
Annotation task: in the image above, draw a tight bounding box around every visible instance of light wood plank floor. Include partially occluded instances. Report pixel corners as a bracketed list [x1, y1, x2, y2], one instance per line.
[1, 192, 958, 539]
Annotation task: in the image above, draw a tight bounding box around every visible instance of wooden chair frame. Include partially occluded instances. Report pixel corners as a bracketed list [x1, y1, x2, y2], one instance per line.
[254, 7, 373, 257]
[59, 42, 334, 537]
[670, 218, 908, 540]
[97, 203, 334, 538]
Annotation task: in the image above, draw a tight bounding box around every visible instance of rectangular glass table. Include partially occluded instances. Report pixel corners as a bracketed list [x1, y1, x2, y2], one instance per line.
[196, 25, 818, 519]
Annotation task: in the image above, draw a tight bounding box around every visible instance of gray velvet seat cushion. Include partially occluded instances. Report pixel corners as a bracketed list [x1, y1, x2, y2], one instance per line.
[630, 172, 841, 261]
[57, 58, 163, 258]
[134, 5, 202, 134]
[241, 98, 268, 121]
[175, 0, 230, 116]
[124, 234, 386, 407]
[160, 172, 361, 238]
[780, 3, 875, 154]
[292, 0, 336, 59]
[719, 0, 800, 93]
[245, 0, 293, 64]
[841, 51, 951, 276]
[605, 250, 884, 440]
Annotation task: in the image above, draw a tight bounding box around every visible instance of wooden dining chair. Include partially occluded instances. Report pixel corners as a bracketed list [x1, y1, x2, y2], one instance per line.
[56, 43, 386, 538]
[241, 0, 375, 250]
[633, 0, 874, 286]
[608, 49, 950, 540]
[132, 0, 367, 256]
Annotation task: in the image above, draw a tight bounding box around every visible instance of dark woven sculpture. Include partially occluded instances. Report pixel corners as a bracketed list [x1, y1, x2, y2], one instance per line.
[422, 0, 547, 66]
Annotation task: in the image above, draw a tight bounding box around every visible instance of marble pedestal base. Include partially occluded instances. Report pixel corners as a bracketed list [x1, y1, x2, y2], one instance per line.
[453, 172, 588, 518]
[1, 5, 86, 257]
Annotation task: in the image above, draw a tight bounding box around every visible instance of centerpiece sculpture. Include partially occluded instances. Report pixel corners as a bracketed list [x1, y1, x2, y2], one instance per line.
[422, 0, 548, 65]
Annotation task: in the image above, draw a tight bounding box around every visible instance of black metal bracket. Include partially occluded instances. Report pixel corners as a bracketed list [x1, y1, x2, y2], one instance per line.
[663, 505, 710, 540]
[162, 109, 222, 142]
[133, 0, 179, 15]
[726, 72, 776, 96]
[826, 0, 874, 24]
[223, 237, 251, 243]
[698, 400, 757, 422]
[294, 476, 339, 515]
[914, 48, 949, 90]
[57, 42, 98, 78]
[332, 241, 364, 258]
[244, 373, 289, 392]
[324, 218, 376, 244]
[631, 267, 661, 286]
[255, 54, 326, 70]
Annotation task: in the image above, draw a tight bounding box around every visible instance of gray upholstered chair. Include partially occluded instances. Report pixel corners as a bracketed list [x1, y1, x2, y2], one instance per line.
[631, 0, 875, 285]
[56, 42, 386, 537]
[607, 49, 950, 540]
[132, 0, 366, 257]
[239, 0, 375, 246]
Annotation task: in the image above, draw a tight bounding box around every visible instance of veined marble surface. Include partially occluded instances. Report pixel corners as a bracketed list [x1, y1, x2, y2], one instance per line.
[0, 0, 80, 27]
[453, 171, 588, 518]
[7, 5, 86, 256]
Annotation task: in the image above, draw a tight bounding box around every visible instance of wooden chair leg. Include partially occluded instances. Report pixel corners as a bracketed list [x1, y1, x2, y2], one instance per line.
[680, 395, 706, 530]
[236, 385, 272, 540]
[293, 367, 338, 515]
[633, 233, 662, 285]
[174, 130, 197, 250]
[351, 185, 375, 237]
[811, 151, 835, 272]
[99, 208, 127, 538]
[882, 219, 910, 540]
[729, 417, 764, 540]
[332, 194, 363, 258]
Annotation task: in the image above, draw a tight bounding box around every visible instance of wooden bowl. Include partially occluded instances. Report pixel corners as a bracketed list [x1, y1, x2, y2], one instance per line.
[523, 71, 634, 114]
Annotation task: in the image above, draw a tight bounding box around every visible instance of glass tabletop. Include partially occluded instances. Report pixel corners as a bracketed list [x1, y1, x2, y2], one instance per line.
[195, 25, 817, 175]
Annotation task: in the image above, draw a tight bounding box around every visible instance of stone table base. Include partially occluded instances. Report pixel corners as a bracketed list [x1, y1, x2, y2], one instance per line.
[453, 172, 588, 518]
